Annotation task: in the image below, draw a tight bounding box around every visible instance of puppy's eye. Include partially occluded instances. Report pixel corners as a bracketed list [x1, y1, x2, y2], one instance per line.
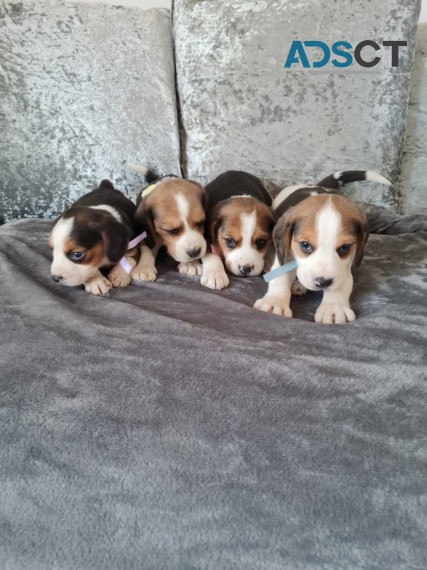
[225, 238, 236, 249]
[255, 239, 266, 249]
[196, 220, 205, 229]
[68, 251, 85, 261]
[300, 241, 313, 253]
[337, 243, 352, 256]
[165, 228, 180, 236]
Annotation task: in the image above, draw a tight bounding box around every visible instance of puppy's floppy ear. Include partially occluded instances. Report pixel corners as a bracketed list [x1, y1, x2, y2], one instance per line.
[353, 210, 369, 267]
[102, 219, 130, 263]
[209, 204, 223, 244]
[273, 209, 297, 264]
[134, 200, 156, 249]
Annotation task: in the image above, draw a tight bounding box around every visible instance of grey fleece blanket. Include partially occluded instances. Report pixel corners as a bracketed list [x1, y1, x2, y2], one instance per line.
[0, 218, 426, 570]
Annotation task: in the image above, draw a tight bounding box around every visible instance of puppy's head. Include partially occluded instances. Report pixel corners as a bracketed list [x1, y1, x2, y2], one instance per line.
[210, 197, 276, 277]
[49, 208, 129, 286]
[274, 194, 368, 291]
[135, 179, 207, 263]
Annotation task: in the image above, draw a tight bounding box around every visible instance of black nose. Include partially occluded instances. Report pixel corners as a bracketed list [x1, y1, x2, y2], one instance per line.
[239, 264, 253, 276]
[187, 248, 201, 259]
[51, 275, 63, 283]
[314, 277, 333, 289]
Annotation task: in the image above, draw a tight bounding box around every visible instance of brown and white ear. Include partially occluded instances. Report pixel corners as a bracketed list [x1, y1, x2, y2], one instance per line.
[209, 205, 223, 245]
[134, 201, 156, 249]
[273, 209, 297, 264]
[354, 211, 369, 267]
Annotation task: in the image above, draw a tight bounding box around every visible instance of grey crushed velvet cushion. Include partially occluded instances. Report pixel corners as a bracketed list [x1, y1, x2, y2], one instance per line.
[397, 22, 427, 215]
[0, 0, 180, 221]
[174, 0, 421, 208]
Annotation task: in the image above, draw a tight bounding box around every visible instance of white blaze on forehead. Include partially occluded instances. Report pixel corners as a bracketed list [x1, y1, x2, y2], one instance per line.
[88, 205, 121, 222]
[240, 210, 257, 246]
[315, 200, 341, 252]
[51, 217, 74, 249]
[175, 193, 190, 227]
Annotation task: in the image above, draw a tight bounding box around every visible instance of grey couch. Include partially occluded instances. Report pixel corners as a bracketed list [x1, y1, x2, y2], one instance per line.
[0, 1, 426, 569]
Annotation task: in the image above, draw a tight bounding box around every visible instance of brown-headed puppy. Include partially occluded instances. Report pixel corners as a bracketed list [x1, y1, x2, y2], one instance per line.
[130, 170, 207, 281]
[200, 171, 276, 290]
[255, 170, 391, 323]
[49, 180, 138, 296]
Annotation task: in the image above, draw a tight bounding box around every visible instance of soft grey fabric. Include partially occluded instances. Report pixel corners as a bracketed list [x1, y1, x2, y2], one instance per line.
[397, 22, 427, 215]
[1, 218, 426, 569]
[0, 0, 180, 222]
[174, 0, 421, 209]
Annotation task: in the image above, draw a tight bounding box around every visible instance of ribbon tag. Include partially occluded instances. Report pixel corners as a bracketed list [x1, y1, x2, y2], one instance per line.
[119, 231, 147, 274]
[263, 259, 298, 283]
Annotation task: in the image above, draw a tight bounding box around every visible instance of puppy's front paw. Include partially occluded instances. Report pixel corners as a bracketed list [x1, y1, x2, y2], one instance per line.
[84, 275, 112, 296]
[131, 266, 157, 282]
[315, 303, 355, 324]
[108, 265, 131, 288]
[200, 270, 229, 290]
[253, 295, 292, 317]
[178, 261, 203, 276]
[291, 279, 307, 297]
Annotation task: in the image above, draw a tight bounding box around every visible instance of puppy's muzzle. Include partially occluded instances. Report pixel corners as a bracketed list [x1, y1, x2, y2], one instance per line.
[314, 277, 333, 289]
[51, 274, 63, 283]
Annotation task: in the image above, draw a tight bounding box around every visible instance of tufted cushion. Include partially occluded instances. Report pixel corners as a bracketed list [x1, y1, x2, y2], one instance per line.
[174, 0, 421, 208]
[0, 0, 180, 221]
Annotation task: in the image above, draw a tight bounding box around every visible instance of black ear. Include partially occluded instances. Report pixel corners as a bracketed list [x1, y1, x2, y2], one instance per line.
[273, 212, 296, 264]
[354, 217, 369, 267]
[134, 202, 156, 249]
[98, 179, 115, 191]
[102, 218, 130, 263]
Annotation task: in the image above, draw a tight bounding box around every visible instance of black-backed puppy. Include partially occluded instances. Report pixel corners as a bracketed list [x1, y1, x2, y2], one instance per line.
[49, 180, 138, 295]
[254, 170, 391, 323]
[200, 170, 276, 290]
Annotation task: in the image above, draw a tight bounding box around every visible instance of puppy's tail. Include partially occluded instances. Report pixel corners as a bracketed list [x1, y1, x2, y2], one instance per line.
[317, 170, 392, 189]
[128, 164, 158, 183]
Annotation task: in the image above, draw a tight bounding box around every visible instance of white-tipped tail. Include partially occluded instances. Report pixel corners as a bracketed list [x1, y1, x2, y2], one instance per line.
[364, 171, 392, 186]
[128, 164, 150, 176]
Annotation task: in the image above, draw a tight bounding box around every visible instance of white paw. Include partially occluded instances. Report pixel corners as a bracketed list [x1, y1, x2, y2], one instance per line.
[315, 303, 356, 324]
[291, 279, 306, 297]
[131, 266, 157, 282]
[200, 270, 230, 290]
[178, 261, 203, 276]
[84, 275, 112, 296]
[253, 295, 293, 317]
[108, 265, 131, 288]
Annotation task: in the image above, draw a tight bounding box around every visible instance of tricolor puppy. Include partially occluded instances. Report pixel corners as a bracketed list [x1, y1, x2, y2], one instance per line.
[129, 166, 207, 281]
[200, 170, 276, 290]
[49, 180, 138, 296]
[254, 170, 391, 324]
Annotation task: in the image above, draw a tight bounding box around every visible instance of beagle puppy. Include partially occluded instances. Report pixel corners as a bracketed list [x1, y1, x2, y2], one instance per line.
[49, 180, 138, 295]
[254, 170, 391, 324]
[200, 171, 276, 290]
[130, 168, 207, 281]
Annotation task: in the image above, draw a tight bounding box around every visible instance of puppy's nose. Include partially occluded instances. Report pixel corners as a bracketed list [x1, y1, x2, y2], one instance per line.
[51, 275, 63, 283]
[187, 247, 201, 259]
[314, 277, 333, 289]
[239, 264, 253, 276]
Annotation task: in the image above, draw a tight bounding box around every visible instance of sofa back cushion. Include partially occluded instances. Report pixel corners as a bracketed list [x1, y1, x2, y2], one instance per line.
[0, 0, 181, 221]
[174, 0, 421, 208]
